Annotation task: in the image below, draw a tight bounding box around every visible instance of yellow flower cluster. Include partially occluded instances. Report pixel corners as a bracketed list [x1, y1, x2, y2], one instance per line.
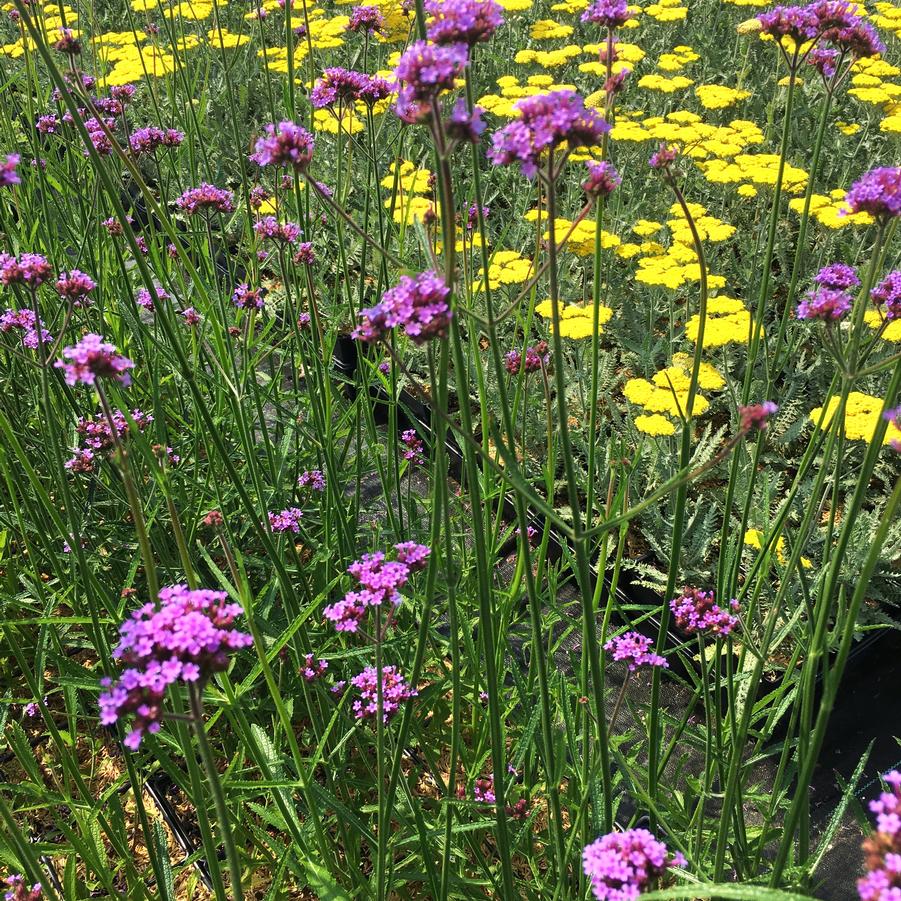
[695, 84, 751, 109]
[638, 73, 694, 93]
[744, 530, 813, 568]
[645, 0, 687, 21]
[788, 190, 874, 229]
[871, 1, 901, 36]
[530, 18, 574, 39]
[657, 45, 699, 71]
[846, 56, 901, 107]
[698, 153, 808, 195]
[534, 299, 614, 339]
[864, 310, 901, 343]
[685, 295, 762, 348]
[479, 74, 577, 117]
[514, 44, 582, 68]
[473, 251, 534, 291]
[381, 161, 432, 194]
[261, 12, 350, 70]
[524, 211, 621, 256]
[625, 354, 725, 435]
[810, 393, 901, 445]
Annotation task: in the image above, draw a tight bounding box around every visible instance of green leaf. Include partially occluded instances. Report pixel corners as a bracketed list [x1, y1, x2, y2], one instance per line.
[642, 884, 813, 901]
[301, 860, 349, 901]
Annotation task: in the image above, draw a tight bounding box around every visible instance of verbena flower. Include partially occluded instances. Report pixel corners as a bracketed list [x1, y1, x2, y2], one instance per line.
[348, 4, 384, 32]
[129, 126, 184, 155]
[0, 308, 52, 349]
[424, 0, 504, 46]
[3, 875, 42, 901]
[670, 587, 740, 636]
[66, 408, 153, 472]
[254, 215, 301, 244]
[349, 665, 417, 721]
[269, 507, 304, 532]
[136, 286, 169, 310]
[55, 269, 96, 306]
[858, 771, 901, 901]
[301, 654, 329, 681]
[844, 167, 901, 221]
[232, 283, 264, 309]
[648, 144, 677, 171]
[757, 5, 819, 43]
[394, 541, 430, 570]
[0, 154, 20, 187]
[872, 271, 901, 320]
[0, 252, 52, 288]
[294, 242, 316, 265]
[310, 67, 371, 108]
[401, 429, 425, 464]
[176, 183, 234, 215]
[505, 341, 549, 374]
[815, 262, 859, 291]
[56, 334, 134, 387]
[251, 121, 315, 170]
[583, 829, 686, 901]
[393, 40, 469, 123]
[739, 401, 778, 432]
[298, 469, 326, 491]
[797, 286, 852, 321]
[353, 270, 452, 344]
[604, 631, 668, 671]
[582, 160, 621, 198]
[446, 98, 486, 143]
[98, 585, 252, 749]
[53, 27, 81, 53]
[489, 90, 610, 179]
[180, 307, 201, 326]
[581, 0, 630, 28]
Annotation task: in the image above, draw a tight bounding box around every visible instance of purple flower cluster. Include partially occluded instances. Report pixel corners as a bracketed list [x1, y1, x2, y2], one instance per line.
[582, 160, 621, 198]
[393, 40, 469, 123]
[0, 153, 20, 187]
[670, 587, 740, 636]
[324, 544, 430, 632]
[353, 270, 452, 344]
[858, 771, 901, 901]
[254, 216, 301, 244]
[581, 0, 630, 27]
[136, 286, 169, 310]
[99, 585, 252, 749]
[604, 631, 668, 671]
[505, 340, 549, 374]
[65, 408, 153, 473]
[473, 775, 496, 803]
[0, 308, 52, 349]
[294, 242, 316, 265]
[348, 4, 384, 32]
[815, 262, 859, 291]
[446, 98, 486, 143]
[55, 269, 96, 306]
[649, 144, 677, 171]
[310, 68, 391, 108]
[0, 252, 52, 288]
[490, 90, 610, 178]
[844, 167, 901, 221]
[797, 286, 852, 321]
[232, 283, 264, 309]
[56, 334, 134, 387]
[176, 183, 234, 216]
[757, 5, 820, 42]
[301, 653, 329, 681]
[251, 121, 315, 170]
[739, 401, 778, 433]
[298, 469, 326, 491]
[3, 876, 42, 901]
[349, 664, 418, 721]
[269, 507, 304, 532]
[180, 307, 201, 326]
[129, 126, 184, 155]
[424, 0, 504, 46]
[872, 272, 901, 320]
[583, 829, 685, 901]
[401, 429, 425, 464]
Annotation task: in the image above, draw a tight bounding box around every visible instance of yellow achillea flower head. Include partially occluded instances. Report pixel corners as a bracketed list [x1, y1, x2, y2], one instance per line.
[634, 414, 676, 436]
[864, 310, 901, 343]
[685, 295, 762, 348]
[534, 300, 614, 338]
[744, 529, 813, 568]
[810, 393, 901, 445]
[473, 251, 534, 291]
[695, 84, 751, 110]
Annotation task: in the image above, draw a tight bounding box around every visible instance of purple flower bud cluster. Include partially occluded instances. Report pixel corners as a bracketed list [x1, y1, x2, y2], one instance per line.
[858, 771, 901, 901]
[505, 340, 549, 374]
[582, 829, 686, 901]
[294, 242, 316, 265]
[136, 286, 169, 310]
[349, 664, 418, 721]
[254, 215, 302, 244]
[0, 153, 20, 187]
[55, 269, 96, 306]
[129, 126, 184, 155]
[466, 203, 489, 230]
[251, 121, 315, 170]
[393, 40, 469, 123]
[739, 401, 778, 432]
[581, 0, 630, 27]
[797, 286, 852, 321]
[269, 507, 304, 532]
[446, 98, 486, 144]
[301, 653, 329, 681]
[65, 408, 153, 473]
[324, 544, 430, 632]
[669, 587, 740, 636]
[649, 144, 677, 171]
[0, 308, 52, 349]
[348, 4, 384, 32]
[232, 283, 264, 309]
[298, 469, 326, 491]
[604, 631, 668, 671]
[424, 0, 504, 46]
[473, 775, 496, 803]
[872, 272, 901, 321]
[353, 270, 452, 345]
[3, 875, 42, 901]
[490, 90, 610, 179]
[582, 160, 621, 198]
[401, 429, 425, 464]
[844, 167, 900, 222]
[176, 183, 234, 216]
[757, 5, 820, 42]
[56, 334, 134, 387]
[53, 27, 81, 53]
[815, 262, 859, 291]
[180, 307, 201, 326]
[311, 68, 391, 109]
[99, 585, 252, 749]
[0, 252, 52, 288]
